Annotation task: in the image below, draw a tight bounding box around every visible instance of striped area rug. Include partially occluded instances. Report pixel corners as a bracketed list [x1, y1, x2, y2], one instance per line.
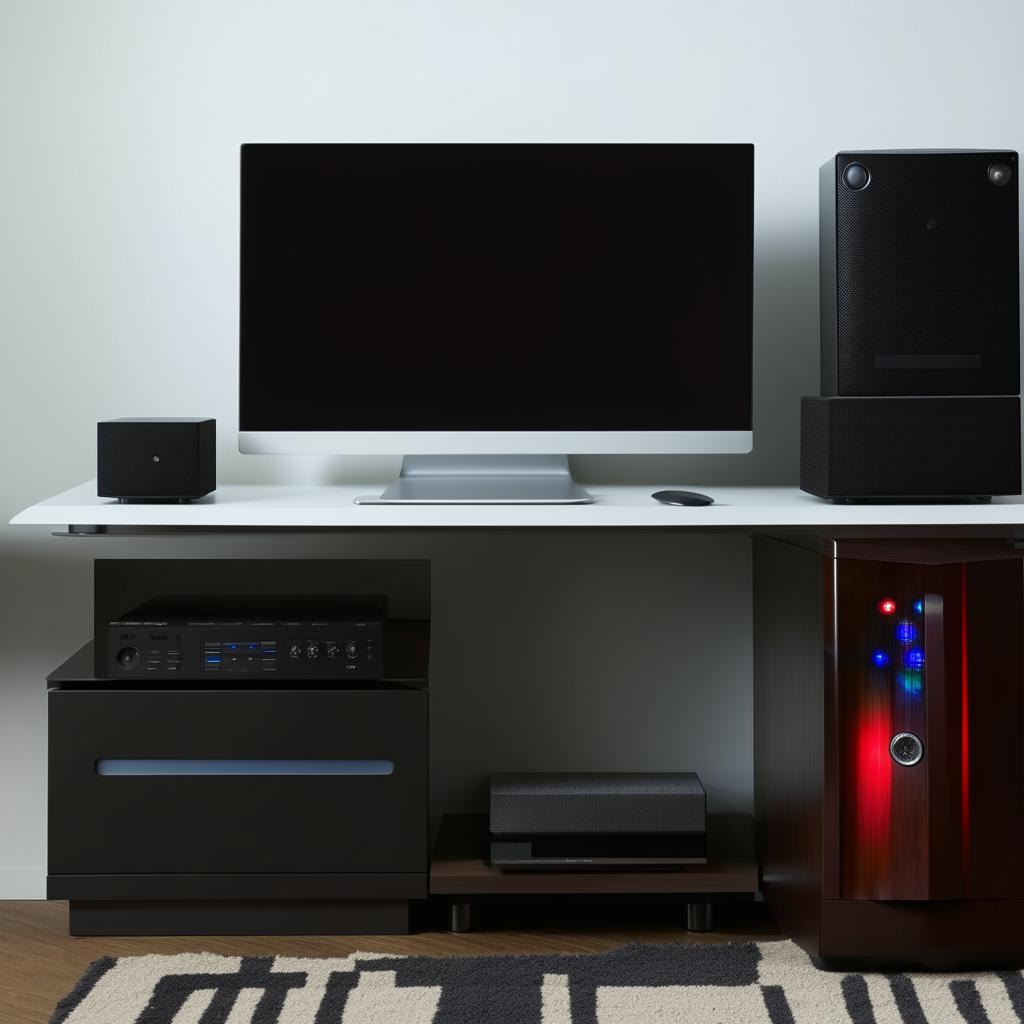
[51, 939, 1024, 1023]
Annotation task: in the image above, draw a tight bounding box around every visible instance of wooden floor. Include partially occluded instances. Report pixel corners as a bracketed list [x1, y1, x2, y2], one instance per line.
[1, 899, 779, 1024]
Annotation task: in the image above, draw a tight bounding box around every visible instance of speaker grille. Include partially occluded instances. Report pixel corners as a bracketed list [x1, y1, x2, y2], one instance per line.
[833, 151, 1019, 396]
[800, 396, 829, 497]
[800, 395, 1021, 499]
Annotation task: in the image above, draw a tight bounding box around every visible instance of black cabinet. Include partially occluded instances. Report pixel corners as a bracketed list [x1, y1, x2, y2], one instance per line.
[47, 673, 428, 934]
[49, 687, 427, 878]
[48, 558, 432, 935]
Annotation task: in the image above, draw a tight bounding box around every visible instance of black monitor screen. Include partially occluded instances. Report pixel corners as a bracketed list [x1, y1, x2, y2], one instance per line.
[239, 143, 753, 432]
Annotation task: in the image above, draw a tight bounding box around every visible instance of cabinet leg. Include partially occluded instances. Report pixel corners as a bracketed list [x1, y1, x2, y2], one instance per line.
[448, 898, 474, 933]
[686, 901, 714, 932]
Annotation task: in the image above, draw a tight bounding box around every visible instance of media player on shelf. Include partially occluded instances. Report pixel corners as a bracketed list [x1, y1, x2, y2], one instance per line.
[97, 417, 216, 503]
[489, 772, 707, 869]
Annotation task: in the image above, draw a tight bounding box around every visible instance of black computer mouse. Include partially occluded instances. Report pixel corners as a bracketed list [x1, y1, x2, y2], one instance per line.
[651, 489, 715, 507]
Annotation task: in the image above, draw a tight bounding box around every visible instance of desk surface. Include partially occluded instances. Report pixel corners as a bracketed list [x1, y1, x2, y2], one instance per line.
[10, 480, 1024, 530]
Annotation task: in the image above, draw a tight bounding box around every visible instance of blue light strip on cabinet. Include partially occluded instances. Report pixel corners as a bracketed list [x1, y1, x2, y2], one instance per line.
[96, 759, 394, 777]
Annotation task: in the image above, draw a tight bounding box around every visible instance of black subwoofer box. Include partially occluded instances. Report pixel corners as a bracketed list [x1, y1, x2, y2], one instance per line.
[800, 395, 1021, 501]
[97, 417, 216, 502]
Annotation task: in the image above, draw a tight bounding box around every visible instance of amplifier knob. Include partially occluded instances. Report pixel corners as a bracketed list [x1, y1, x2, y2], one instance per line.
[289, 643, 302, 659]
[345, 641, 360, 660]
[116, 646, 141, 671]
[306, 642, 320, 659]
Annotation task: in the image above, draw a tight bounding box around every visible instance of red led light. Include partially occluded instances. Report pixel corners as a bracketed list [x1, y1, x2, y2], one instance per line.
[878, 599, 897, 615]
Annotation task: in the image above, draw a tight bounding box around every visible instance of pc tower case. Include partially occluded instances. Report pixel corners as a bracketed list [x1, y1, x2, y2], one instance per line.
[755, 536, 1024, 966]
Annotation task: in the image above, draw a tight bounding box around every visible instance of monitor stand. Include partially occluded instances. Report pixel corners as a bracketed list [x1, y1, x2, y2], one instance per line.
[354, 455, 594, 505]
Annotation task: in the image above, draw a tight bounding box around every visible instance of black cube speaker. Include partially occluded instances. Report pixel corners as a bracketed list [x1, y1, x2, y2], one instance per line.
[800, 396, 1021, 501]
[97, 418, 216, 502]
[820, 150, 1019, 397]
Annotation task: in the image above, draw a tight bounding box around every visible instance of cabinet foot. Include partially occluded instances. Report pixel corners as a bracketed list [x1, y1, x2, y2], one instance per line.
[686, 901, 714, 932]
[448, 898, 474, 933]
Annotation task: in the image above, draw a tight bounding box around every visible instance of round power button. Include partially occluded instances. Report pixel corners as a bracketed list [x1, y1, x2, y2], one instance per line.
[116, 646, 141, 671]
[890, 732, 923, 766]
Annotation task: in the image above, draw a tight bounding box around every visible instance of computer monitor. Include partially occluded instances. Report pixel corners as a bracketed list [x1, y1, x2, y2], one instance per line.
[239, 143, 753, 503]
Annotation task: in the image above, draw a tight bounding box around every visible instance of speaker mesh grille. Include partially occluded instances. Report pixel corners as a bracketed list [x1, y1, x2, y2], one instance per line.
[800, 396, 829, 496]
[800, 395, 1021, 499]
[833, 151, 1019, 396]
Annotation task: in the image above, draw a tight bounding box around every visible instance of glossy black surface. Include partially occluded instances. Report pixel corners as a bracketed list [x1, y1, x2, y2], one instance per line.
[650, 489, 715, 506]
[240, 144, 753, 432]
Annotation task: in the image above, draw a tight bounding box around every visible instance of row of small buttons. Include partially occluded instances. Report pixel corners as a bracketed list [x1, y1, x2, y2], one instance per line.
[146, 648, 182, 672]
[203, 640, 278, 672]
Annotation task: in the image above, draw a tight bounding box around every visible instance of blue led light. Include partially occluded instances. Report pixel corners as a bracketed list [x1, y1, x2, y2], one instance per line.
[913, 599, 924, 615]
[896, 621, 917, 644]
[904, 647, 924, 670]
[872, 650, 890, 668]
[897, 669, 923, 696]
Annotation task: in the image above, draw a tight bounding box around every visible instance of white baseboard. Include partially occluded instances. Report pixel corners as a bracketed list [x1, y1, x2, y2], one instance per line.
[0, 867, 45, 899]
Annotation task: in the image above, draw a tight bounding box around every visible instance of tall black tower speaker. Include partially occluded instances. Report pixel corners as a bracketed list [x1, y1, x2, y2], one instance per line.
[803, 150, 1021, 501]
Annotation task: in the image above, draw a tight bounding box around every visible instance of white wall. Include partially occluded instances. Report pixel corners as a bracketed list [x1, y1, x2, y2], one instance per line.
[1, 0, 1022, 897]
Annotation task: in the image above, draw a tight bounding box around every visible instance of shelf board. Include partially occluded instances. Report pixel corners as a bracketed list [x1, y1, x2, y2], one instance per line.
[429, 814, 759, 896]
[12, 480, 1024, 531]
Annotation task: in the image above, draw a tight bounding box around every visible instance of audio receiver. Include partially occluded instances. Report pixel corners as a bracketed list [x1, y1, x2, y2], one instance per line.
[104, 598, 383, 680]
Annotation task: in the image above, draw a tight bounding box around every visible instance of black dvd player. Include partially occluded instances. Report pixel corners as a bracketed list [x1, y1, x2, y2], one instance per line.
[104, 598, 383, 680]
[490, 772, 707, 869]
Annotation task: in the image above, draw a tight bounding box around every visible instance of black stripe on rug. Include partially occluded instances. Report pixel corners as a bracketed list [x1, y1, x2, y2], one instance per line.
[49, 956, 117, 1024]
[888, 974, 928, 1024]
[841, 974, 876, 1024]
[760, 983, 796, 1024]
[951, 980, 992, 1024]
[999, 971, 1024, 1022]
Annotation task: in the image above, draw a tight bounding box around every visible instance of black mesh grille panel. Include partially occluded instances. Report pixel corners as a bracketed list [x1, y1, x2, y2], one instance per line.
[490, 772, 706, 834]
[800, 396, 829, 496]
[800, 395, 1021, 499]
[833, 151, 1019, 396]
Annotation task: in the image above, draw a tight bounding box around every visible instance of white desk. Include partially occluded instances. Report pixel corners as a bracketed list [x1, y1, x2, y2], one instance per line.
[19, 480, 1024, 943]
[11, 480, 1024, 530]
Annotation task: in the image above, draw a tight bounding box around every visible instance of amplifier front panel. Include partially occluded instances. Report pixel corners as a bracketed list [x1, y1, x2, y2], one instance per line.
[104, 620, 383, 680]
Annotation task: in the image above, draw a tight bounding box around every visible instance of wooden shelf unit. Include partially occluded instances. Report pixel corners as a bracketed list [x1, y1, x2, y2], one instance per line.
[429, 814, 759, 932]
